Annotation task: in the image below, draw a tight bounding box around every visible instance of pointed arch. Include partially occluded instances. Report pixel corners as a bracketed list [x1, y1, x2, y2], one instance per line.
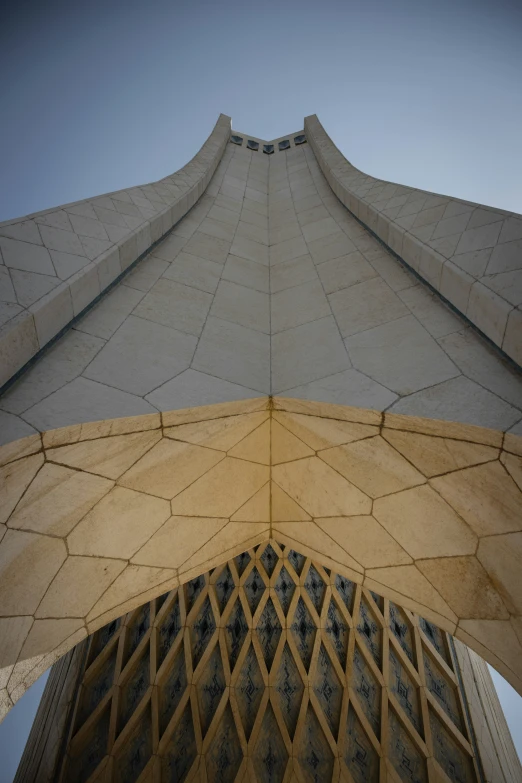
[0, 397, 521, 719]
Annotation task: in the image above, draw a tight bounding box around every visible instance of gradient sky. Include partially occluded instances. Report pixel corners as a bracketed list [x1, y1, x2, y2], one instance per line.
[1, 0, 522, 222]
[1, 0, 521, 776]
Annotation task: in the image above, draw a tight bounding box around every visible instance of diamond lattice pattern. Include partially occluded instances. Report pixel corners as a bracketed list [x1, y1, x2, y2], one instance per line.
[62, 541, 478, 783]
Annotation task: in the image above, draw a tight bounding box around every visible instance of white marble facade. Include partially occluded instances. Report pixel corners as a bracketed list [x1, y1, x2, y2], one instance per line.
[0, 114, 231, 388]
[1, 120, 521, 443]
[1, 117, 522, 735]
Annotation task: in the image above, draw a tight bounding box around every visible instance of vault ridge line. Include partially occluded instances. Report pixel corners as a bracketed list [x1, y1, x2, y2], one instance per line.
[0, 396, 521, 722]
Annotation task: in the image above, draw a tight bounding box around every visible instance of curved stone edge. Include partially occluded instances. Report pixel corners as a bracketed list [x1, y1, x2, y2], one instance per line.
[304, 114, 522, 368]
[0, 396, 521, 720]
[454, 640, 522, 782]
[11, 640, 88, 783]
[0, 114, 231, 389]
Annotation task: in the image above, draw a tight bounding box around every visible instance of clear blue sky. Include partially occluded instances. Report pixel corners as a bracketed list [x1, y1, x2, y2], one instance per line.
[1, 0, 522, 222]
[0, 0, 521, 777]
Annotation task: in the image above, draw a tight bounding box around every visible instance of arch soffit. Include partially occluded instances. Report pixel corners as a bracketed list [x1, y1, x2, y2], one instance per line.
[0, 396, 521, 720]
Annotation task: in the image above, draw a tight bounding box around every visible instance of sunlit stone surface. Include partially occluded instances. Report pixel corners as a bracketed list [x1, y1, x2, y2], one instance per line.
[19, 543, 488, 783]
[1, 117, 521, 782]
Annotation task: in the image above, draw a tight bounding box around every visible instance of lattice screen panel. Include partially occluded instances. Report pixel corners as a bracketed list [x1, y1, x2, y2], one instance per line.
[60, 541, 480, 783]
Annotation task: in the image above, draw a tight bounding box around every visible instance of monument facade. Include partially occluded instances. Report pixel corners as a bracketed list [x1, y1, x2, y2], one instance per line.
[15, 543, 520, 782]
[0, 115, 521, 781]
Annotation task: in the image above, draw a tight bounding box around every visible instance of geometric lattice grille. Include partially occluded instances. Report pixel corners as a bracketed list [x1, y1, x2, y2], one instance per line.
[61, 540, 479, 783]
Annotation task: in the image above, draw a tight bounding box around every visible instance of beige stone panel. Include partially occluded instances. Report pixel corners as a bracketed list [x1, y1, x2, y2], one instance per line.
[272, 457, 371, 518]
[500, 451, 522, 490]
[315, 516, 412, 569]
[467, 281, 511, 347]
[271, 482, 311, 522]
[0, 433, 41, 468]
[0, 676, 13, 710]
[512, 616, 522, 647]
[161, 397, 269, 427]
[131, 515, 228, 569]
[272, 521, 363, 575]
[456, 620, 522, 691]
[439, 260, 474, 314]
[67, 486, 170, 559]
[86, 564, 177, 623]
[477, 533, 522, 615]
[0, 616, 33, 668]
[418, 557, 509, 620]
[383, 412, 503, 448]
[19, 618, 85, 659]
[364, 564, 458, 625]
[7, 463, 114, 537]
[273, 396, 381, 426]
[1, 688, 13, 720]
[228, 420, 270, 465]
[8, 625, 88, 704]
[46, 430, 162, 479]
[118, 439, 224, 500]
[271, 419, 314, 464]
[0, 312, 39, 391]
[431, 461, 522, 537]
[35, 555, 126, 619]
[504, 432, 522, 458]
[42, 412, 161, 448]
[320, 436, 425, 499]
[5, 654, 47, 703]
[165, 411, 268, 451]
[273, 411, 379, 451]
[0, 530, 66, 615]
[0, 453, 43, 525]
[170, 457, 269, 517]
[230, 483, 270, 522]
[373, 485, 477, 559]
[383, 429, 499, 477]
[178, 521, 270, 579]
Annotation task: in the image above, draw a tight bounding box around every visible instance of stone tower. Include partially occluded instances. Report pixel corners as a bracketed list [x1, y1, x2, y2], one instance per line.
[0, 115, 521, 782]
